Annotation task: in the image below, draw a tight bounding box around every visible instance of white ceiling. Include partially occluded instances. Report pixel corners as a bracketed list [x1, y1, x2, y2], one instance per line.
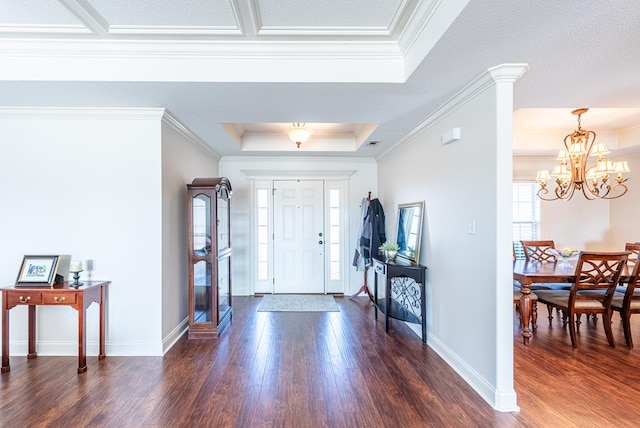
[2, 0, 640, 157]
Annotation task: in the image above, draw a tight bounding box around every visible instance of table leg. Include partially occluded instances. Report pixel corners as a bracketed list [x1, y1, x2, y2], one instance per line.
[421, 285, 427, 344]
[519, 281, 533, 345]
[98, 285, 106, 360]
[2, 303, 9, 373]
[77, 302, 87, 374]
[385, 278, 391, 332]
[374, 271, 378, 320]
[27, 305, 37, 359]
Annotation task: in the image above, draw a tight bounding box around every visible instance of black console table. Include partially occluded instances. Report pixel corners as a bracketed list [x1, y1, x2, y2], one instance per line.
[373, 256, 427, 343]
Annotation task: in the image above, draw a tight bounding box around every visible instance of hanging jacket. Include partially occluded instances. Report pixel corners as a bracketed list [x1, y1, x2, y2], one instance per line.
[352, 197, 370, 271]
[359, 198, 386, 265]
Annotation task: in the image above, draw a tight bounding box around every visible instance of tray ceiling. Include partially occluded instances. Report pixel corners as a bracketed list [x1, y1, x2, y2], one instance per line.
[2, 1, 640, 157]
[1, 0, 419, 39]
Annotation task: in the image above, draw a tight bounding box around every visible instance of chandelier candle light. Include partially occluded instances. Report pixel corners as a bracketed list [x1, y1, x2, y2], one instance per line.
[535, 108, 630, 200]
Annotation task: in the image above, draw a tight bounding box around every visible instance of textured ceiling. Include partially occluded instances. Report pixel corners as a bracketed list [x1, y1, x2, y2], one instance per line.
[1, 0, 640, 157]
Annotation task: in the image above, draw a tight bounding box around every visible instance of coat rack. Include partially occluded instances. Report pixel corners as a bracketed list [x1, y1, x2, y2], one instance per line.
[351, 192, 374, 302]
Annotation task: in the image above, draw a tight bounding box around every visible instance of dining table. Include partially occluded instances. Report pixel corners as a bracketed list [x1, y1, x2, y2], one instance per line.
[513, 259, 632, 345]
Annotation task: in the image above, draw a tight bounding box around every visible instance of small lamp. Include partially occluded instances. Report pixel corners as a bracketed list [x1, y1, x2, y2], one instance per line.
[69, 260, 84, 287]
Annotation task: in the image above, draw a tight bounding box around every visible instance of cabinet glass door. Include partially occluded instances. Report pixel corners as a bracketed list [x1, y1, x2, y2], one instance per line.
[192, 193, 212, 323]
[218, 257, 230, 320]
[193, 261, 212, 322]
[218, 196, 230, 250]
[193, 194, 211, 256]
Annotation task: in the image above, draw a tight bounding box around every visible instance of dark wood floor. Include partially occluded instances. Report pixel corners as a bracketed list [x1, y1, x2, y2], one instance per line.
[2, 297, 640, 427]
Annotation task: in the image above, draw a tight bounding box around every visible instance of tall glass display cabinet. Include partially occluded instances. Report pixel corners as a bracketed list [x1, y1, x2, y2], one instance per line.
[187, 177, 232, 339]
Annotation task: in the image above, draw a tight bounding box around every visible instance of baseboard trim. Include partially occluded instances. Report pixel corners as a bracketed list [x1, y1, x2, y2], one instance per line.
[162, 317, 189, 355]
[427, 333, 519, 412]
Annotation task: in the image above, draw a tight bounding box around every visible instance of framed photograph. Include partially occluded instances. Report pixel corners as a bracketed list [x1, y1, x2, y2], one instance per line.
[16, 255, 60, 286]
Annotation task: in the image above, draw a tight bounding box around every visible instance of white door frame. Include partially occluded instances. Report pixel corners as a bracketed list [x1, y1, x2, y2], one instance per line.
[247, 171, 351, 295]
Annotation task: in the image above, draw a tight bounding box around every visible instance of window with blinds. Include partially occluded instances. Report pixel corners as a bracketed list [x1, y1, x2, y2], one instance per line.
[513, 182, 540, 259]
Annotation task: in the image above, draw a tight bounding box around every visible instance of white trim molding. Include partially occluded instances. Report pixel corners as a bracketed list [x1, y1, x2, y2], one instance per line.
[378, 63, 529, 160]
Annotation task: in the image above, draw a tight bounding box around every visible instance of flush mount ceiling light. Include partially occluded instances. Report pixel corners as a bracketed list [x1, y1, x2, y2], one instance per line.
[286, 123, 313, 148]
[535, 108, 630, 200]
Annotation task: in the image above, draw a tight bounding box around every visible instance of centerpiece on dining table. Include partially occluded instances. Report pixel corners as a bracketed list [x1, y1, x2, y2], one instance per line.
[549, 247, 580, 268]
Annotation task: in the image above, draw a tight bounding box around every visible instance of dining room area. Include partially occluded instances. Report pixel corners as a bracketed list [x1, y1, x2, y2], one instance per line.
[511, 239, 640, 425]
[512, 286, 640, 426]
[511, 107, 640, 425]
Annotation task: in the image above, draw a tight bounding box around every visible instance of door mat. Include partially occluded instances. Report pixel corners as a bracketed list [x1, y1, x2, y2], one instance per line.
[257, 294, 340, 312]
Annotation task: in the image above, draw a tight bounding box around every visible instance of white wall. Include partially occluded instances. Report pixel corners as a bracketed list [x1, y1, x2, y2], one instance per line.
[377, 65, 526, 411]
[514, 146, 640, 252]
[513, 157, 611, 250]
[0, 108, 164, 356]
[219, 156, 377, 296]
[608, 151, 640, 246]
[160, 116, 220, 351]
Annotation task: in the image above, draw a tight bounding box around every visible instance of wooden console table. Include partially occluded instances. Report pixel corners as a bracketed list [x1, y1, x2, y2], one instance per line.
[373, 257, 427, 343]
[2, 280, 110, 374]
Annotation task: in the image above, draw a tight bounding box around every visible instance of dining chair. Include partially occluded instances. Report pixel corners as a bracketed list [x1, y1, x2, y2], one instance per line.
[521, 240, 557, 263]
[609, 243, 640, 348]
[535, 251, 629, 348]
[519, 239, 566, 324]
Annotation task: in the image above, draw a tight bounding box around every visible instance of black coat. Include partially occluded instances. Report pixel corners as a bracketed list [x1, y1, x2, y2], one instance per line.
[359, 198, 386, 264]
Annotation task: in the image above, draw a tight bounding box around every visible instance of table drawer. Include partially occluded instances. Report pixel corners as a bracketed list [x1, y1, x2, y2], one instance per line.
[7, 291, 43, 305]
[43, 293, 77, 305]
[373, 260, 386, 276]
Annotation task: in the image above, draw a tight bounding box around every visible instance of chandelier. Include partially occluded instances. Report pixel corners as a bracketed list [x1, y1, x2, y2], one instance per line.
[286, 123, 313, 148]
[535, 108, 630, 200]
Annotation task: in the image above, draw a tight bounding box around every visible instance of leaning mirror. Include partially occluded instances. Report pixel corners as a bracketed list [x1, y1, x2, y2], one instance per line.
[396, 201, 424, 263]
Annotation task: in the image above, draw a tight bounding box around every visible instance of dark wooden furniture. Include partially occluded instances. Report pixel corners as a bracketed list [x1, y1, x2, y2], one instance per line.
[187, 177, 233, 339]
[514, 289, 538, 329]
[514, 258, 634, 345]
[513, 243, 538, 329]
[521, 240, 557, 262]
[372, 256, 427, 343]
[610, 243, 640, 348]
[535, 251, 629, 348]
[2, 280, 110, 374]
[514, 260, 576, 345]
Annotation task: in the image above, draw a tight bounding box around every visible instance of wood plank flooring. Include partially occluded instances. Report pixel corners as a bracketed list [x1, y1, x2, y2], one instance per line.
[2, 296, 640, 427]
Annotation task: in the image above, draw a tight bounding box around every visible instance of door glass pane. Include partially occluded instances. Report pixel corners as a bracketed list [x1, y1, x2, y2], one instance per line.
[256, 188, 270, 281]
[329, 189, 341, 280]
[193, 261, 212, 322]
[193, 194, 211, 256]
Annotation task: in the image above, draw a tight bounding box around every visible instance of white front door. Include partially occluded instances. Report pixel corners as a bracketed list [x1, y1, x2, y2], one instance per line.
[273, 180, 325, 293]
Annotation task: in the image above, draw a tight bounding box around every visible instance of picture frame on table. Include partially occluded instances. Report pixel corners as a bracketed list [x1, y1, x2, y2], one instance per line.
[16, 255, 60, 286]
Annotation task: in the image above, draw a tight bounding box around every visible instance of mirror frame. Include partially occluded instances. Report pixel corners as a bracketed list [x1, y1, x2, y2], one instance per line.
[396, 201, 424, 263]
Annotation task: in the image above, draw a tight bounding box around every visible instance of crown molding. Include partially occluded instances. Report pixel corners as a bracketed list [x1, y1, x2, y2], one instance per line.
[223, 155, 376, 164]
[162, 112, 221, 160]
[0, 107, 220, 160]
[378, 63, 529, 160]
[400, 0, 469, 78]
[0, 39, 404, 83]
[0, 106, 164, 120]
[241, 169, 356, 179]
[0, 38, 401, 58]
[59, 0, 109, 36]
[0, 24, 91, 35]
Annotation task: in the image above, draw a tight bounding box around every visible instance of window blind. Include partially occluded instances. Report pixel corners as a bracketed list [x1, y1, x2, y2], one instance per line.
[512, 182, 540, 259]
